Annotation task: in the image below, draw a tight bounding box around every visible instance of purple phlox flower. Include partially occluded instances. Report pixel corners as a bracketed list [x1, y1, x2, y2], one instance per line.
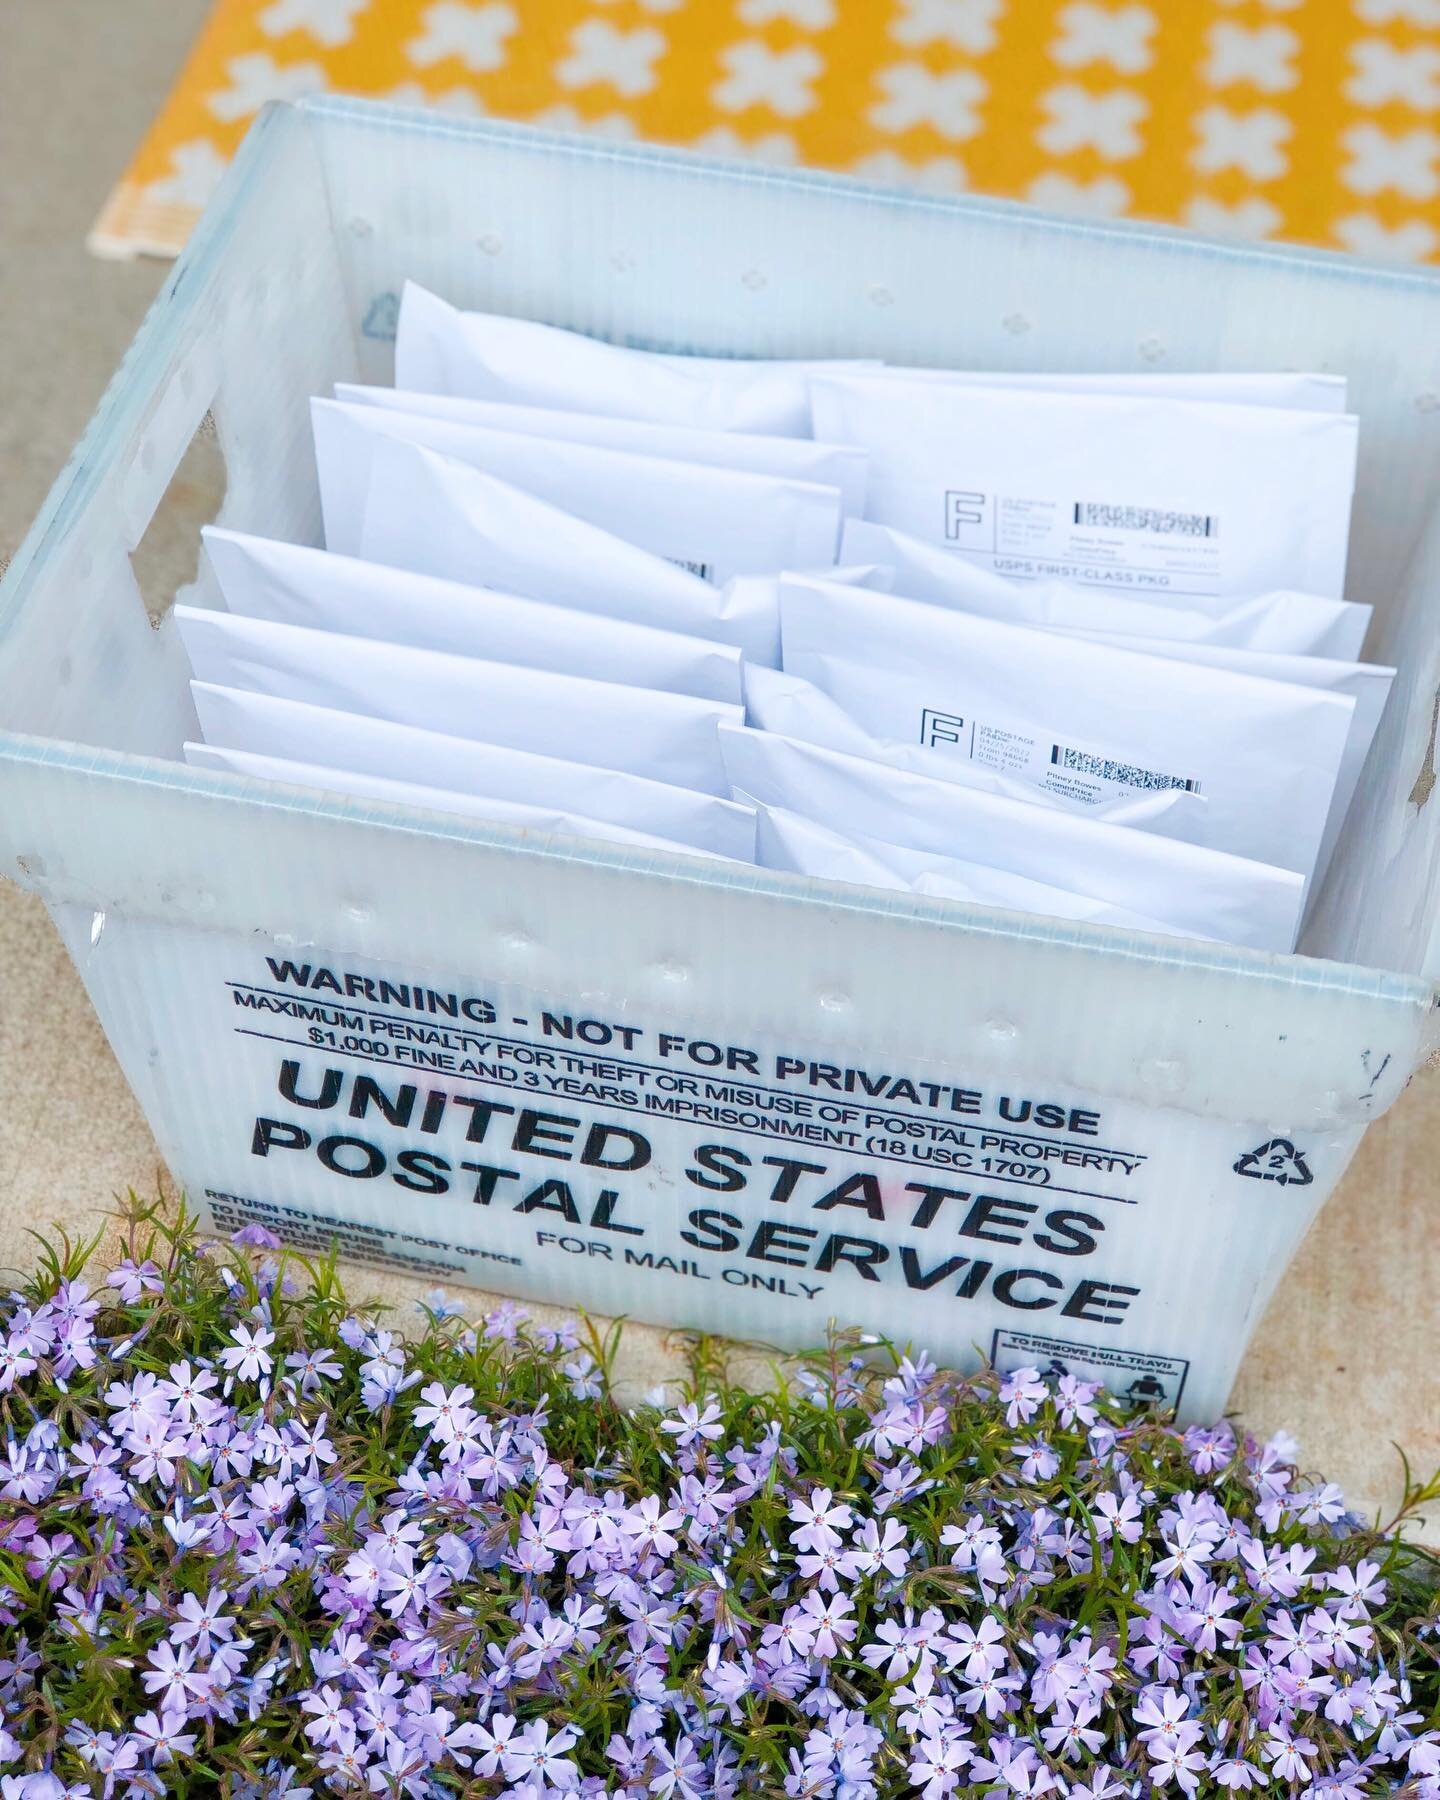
[310, 1630, 369, 1684]
[908, 1730, 973, 1800]
[379, 1555, 451, 1619]
[0, 1339, 38, 1394]
[500, 1718, 580, 1790]
[939, 1513, 1006, 1586]
[1057, 1634, 1116, 1700]
[1, 1442, 54, 1506]
[156, 1359, 221, 1424]
[675, 1469, 735, 1543]
[701, 1653, 755, 1722]
[23, 1530, 78, 1593]
[763, 1604, 818, 1667]
[1202, 1509, 1253, 1564]
[103, 1371, 169, 1434]
[335, 1316, 373, 1352]
[1092, 1489, 1144, 1544]
[412, 1380, 477, 1445]
[49, 1281, 98, 1331]
[219, 1322, 276, 1384]
[460, 1422, 527, 1497]
[999, 1367, 1049, 1427]
[236, 1528, 301, 1592]
[896, 1673, 960, 1743]
[231, 1224, 283, 1249]
[1409, 1738, 1440, 1779]
[624, 1495, 681, 1560]
[1055, 1374, 1101, 1429]
[601, 1729, 655, 1786]
[958, 1667, 1023, 1721]
[301, 1685, 356, 1749]
[3, 1304, 57, 1362]
[1291, 1483, 1348, 1527]
[859, 1606, 945, 1680]
[366, 1507, 424, 1562]
[248, 1475, 296, 1530]
[1240, 1643, 1304, 1728]
[796, 1540, 849, 1593]
[2, 1774, 93, 1799]
[1327, 1559, 1385, 1615]
[1183, 1421, 1237, 1475]
[1041, 1699, 1107, 1761]
[1262, 1728, 1316, 1782]
[282, 1346, 344, 1396]
[417, 1286, 465, 1320]
[796, 1588, 856, 1659]
[141, 1639, 208, 1709]
[358, 1337, 421, 1411]
[482, 1301, 527, 1343]
[1024, 1628, 1067, 1710]
[873, 1457, 935, 1515]
[131, 1704, 198, 1764]
[1180, 1577, 1244, 1654]
[649, 1734, 707, 1800]
[1149, 1736, 1208, 1794]
[1049, 1516, 1094, 1574]
[788, 1487, 853, 1554]
[970, 1734, 1058, 1795]
[1066, 1765, 1129, 1800]
[1160, 1490, 1227, 1547]
[1240, 1539, 1316, 1600]
[948, 1612, 1007, 1681]
[1016, 1438, 1061, 1483]
[1303, 1604, 1373, 1668]
[107, 1258, 164, 1304]
[803, 1708, 882, 1786]
[1210, 1751, 1267, 1790]
[843, 1515, 910, 1581]
[1153, 1521, 1217, 1585]
[64, 1721, 110, 1766]
[563, 1353, 602, 1401]
[533, 1318, 582, 1355]
[316, 1739, 370, 1788]
[515, 1609, 578, 1678]
[1136, 1687, 1204, 1752]
[882, 1350, 938, 1401]
[661, 1401, 724, 1449]
[123, 1416, 189, 1487]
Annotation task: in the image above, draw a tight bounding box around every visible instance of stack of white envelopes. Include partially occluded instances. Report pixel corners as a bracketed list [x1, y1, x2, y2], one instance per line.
[179, 280, 1390, 955]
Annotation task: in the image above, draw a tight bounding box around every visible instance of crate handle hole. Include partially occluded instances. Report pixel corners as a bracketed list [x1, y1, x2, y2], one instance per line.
[1407, 683, 1440, 810]
[129, 408, 228, 630]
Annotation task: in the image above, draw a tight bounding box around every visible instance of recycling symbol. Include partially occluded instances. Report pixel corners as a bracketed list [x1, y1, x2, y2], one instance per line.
[1233, 1138, 1313, 1186]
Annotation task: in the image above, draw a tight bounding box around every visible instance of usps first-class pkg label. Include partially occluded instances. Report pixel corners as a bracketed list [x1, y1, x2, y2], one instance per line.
[944, 486, 1223, 596]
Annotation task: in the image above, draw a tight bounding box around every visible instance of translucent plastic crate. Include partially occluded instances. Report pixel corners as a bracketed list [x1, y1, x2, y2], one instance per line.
[2, 97, 1437, 1421]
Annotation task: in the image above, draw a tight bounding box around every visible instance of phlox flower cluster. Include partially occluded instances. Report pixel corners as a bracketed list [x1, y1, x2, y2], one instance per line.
[0, 1205, 1435, 1799]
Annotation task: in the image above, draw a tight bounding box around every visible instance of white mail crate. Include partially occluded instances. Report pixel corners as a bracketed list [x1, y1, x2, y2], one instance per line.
[2, 99, 1437, 1422]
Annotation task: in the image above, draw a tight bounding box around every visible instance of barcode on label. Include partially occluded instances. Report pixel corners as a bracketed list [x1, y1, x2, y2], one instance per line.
[1051, 745, 1201, 794]
[1073, 503, 1218, 538]
[668, 556, 716, 582]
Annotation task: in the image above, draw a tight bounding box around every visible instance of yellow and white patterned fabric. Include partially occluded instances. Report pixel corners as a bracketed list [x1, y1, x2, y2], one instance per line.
[92, 0, 1440, 261]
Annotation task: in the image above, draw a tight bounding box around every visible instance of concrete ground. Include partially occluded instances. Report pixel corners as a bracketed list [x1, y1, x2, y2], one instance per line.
[0, 0, 1435, 1526]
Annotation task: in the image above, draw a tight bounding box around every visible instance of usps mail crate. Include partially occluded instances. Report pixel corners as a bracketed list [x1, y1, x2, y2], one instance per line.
[2, 99, 1437, 1422]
